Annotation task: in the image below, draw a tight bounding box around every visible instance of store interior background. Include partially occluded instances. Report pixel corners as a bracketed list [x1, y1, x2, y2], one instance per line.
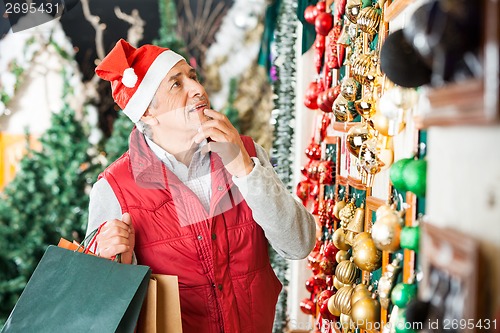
[0, 0, 499, 331]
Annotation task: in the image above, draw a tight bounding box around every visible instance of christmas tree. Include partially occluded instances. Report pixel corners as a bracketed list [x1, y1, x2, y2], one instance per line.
[153, 0, 187, 56]
[103, 111, 134, 164]
[0, 73, 99, 324]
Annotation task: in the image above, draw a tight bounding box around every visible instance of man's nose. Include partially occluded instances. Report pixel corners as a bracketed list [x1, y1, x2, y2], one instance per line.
[187, 80, 205, 98]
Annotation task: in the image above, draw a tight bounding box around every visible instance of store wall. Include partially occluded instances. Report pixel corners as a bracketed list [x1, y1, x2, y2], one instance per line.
[426, 126, 500, 318]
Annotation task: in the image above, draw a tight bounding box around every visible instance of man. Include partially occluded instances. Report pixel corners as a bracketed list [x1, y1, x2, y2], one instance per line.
[88, 39, 315, 332]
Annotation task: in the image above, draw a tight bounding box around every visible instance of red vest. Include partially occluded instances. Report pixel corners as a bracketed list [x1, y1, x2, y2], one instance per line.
[100, 129, 282, 333]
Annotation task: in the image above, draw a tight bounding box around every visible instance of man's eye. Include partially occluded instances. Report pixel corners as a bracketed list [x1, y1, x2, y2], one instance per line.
[171, 81, 180, 89]
[190, 76, 198, 81]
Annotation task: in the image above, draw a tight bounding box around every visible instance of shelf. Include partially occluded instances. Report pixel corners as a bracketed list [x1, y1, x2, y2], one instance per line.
[383, 0, 415, 23]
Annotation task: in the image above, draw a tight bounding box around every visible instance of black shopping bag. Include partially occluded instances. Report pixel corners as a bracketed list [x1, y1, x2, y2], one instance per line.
[1, 245, 151, 333]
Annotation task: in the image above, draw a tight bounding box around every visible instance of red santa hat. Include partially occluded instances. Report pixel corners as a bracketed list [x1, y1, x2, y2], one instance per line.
[95, 39, 185, 123]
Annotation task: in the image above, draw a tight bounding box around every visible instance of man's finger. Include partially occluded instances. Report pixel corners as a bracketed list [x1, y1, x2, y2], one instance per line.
[194, 127, 228, 144]
[203, 109, 227, 121]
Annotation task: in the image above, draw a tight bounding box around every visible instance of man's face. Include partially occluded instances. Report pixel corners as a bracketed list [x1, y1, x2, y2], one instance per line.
[149, 60, 211, 137]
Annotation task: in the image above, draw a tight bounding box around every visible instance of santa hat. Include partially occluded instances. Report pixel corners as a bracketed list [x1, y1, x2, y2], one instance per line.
[95, 39, 185, 123]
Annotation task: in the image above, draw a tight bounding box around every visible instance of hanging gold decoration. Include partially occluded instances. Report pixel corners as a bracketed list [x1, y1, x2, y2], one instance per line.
[357, 6, 381, 35]
[351, 52, 378, 85]
[335, 285, 355, 315]
[345, 203, 365, 245]
[378, 256, 403, 309]
[346, 123, 373, 157]
[328, 295, 342, 316]
[333, 197, 348, 220]
[351, 284, 373, 306]
[350, 293, 381, 330]
[371, 210, 403, 252]
[346, 0, 362, 23]
[336, 259, 359, 285]
[333, 94, 354, 122]
[334, 276, 347, 290]
[333, 228, 351, 251]
[352, 232, 382, 272]
[336, 250, 351, 263]
[341, 77, 359, 101]
[339, 198, 356, 229]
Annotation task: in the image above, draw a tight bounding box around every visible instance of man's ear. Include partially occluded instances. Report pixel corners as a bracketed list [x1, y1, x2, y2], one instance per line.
[140, 110, 159, 126]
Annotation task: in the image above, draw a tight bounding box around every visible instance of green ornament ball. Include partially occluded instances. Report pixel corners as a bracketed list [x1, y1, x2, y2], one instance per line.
[400, 226, 420, 252]
[391, 283, 418, 308]
[390, 158, 413, 192]
[394, 308, 417, 333]
[403, 159, 427, 197]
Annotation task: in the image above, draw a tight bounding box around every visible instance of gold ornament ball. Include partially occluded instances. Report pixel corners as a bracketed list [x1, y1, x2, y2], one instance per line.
[350, 295, 381, 330]
[334, 276, 346, 290]
[328, 295, 342, 316]
[371, 213, 402, 252]
[335, 285, 355, 315]
[352, 232, 382, 272]
[351, 284, 372, 306]
[347, 124, 373, 157]
[336, 250, 350, 263]
[336, 259, 359, 285]
[333, 198, 348, 219]
[333, 228, 351, 251]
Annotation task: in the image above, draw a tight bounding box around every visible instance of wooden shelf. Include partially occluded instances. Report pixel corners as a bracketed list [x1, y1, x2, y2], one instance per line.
[383, 0, 415, 23]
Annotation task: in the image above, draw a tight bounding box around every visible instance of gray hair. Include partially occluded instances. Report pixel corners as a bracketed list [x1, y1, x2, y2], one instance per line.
[135, 94, 158, 139]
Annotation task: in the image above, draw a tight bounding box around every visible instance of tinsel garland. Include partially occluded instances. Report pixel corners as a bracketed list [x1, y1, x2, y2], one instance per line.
[271, 0, 297, 192]
[270, 0, 298, 331]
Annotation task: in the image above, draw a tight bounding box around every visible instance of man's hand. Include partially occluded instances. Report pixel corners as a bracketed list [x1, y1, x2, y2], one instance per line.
[193, 109, 254, 178]
[96, 213, 135, 264]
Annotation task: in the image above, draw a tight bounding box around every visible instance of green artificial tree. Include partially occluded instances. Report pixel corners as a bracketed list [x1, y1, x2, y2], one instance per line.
[153, 0, 187, 56]
[0, 73, 100, 324]
[103, 111, 134, 164]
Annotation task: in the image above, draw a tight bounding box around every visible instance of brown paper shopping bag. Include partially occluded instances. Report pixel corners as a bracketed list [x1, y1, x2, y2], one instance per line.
[136, 274, 183, 333]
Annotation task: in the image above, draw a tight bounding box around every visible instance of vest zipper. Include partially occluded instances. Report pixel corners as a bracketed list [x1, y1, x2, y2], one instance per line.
[211, 283, 225, 331]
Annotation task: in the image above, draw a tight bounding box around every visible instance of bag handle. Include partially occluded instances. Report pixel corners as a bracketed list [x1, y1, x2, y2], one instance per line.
[76, 223, 122, 263]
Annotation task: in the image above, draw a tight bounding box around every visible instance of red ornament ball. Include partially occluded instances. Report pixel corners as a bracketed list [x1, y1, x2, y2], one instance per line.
[315, 12, 333, 36]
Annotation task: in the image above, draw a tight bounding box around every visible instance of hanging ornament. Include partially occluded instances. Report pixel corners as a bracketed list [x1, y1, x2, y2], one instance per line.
[335, 285, 355, 315]
[389, 158, 413, 191]
[300, 298, 317, 316]
[351, 51, 379, 85]
[371, 108, 406, 137]
[333, 94, 355, 122]
[339, 198, 356, 229]
[344, 203, 365, 245]
[327, 23, 342, 69]
[333, 228, 351, 251]
[335, 258, 359, 285]
[391, 282, 418, 308]
[403, 159, 427, 197]
[358, 137, 385, 187]
[400, 226, 420, 252]
[320, 256, 337, 275]
[336, 250, 350, 263]
[328, 294, 342, 317]
[314, 34, 326, 74]
[304, 5, 319, 25]
[318, 289, 336, 320]
[333, 276, 346, 290]
[371, 208, 403, 252]
[351, 293, 381, 330]
[354, 95, 376, 119]
[357, 5, 381, 35]
[305, 139, 322, 160]
[376, 135, 395, 171]
[352, 232, 382, 272]
[346, 123, 373, 157]
[346, 0, 362, 23]
[319, 113, 331, 141]
[296, 180, 313, 205]
[333, 196, 348, 220]
[318, 90, 334, 113]
[335, 0, 347, 21]
[378, 256, 403, 309]
[341, 77, 359, 102]
[315, 12, 334, 36]
[304, 80, 322, 110]
[351, 283, 373, 306]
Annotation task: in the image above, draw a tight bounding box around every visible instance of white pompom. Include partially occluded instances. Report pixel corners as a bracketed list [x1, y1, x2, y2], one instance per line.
[122, 67, 138, 88]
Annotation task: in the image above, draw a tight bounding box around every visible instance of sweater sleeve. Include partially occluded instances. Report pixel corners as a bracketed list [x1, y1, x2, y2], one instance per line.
[232, 142, 316, 260]
[86, 178, 123, 238]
